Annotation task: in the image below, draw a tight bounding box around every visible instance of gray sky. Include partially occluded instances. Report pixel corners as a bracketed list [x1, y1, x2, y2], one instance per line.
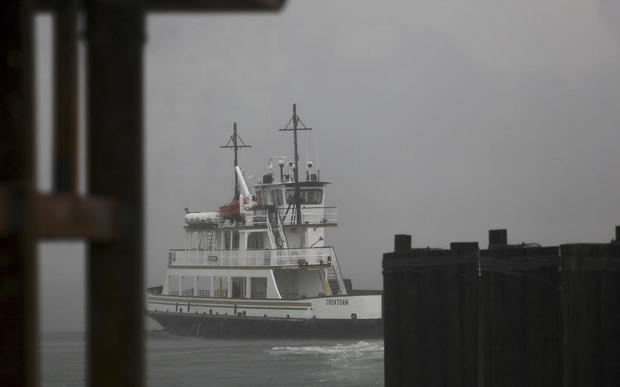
[36, 0, 620, 332]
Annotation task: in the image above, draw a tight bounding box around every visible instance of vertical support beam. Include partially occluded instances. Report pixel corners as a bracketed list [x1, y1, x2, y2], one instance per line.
[86, 1, 145, 385]
[0, 0, 38, 386]
[233, 122, 239, 200]
[394, 234, 411, 253]
[53, 0, 79, 193]
[292, 104, 301, 224]
[488, 229, 507, 248]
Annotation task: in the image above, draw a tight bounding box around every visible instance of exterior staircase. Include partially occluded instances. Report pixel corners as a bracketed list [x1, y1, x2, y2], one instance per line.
[266, 209, 288, 249]
[326, 257, 347, 296]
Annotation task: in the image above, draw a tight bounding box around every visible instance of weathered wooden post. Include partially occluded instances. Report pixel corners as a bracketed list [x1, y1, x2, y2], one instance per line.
[0, 1, 37, 385]
[383, 235, 478, 387]
[383, 234, 411, 387]
[560, 238, 620, 387]
[488, 229, 507, 247]
[86, 1, 145, 385]
[479, 230, 562, 387]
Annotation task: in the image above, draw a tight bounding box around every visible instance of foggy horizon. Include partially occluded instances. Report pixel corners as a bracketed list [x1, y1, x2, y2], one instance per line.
[35, 0, 620, 332]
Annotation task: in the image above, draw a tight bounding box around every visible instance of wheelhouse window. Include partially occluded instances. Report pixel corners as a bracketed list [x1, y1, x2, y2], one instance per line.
[256, 190, 268, 205]
[224, 230, 239, 250]
[271, 190, 283, 206]
[247, 232, 265, 249]
[232, 230, 239, 249]
[285, 189, 323, 205]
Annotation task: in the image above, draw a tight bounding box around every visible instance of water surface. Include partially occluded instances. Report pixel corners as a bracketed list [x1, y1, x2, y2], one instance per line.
[41, 331, 384, 386]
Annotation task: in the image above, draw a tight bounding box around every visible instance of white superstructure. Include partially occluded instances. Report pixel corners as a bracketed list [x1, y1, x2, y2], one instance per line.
[146, 106, 382, 337]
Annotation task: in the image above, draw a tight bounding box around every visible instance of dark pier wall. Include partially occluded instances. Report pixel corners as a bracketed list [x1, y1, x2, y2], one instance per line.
[383, 236, 478, 387]
[383, 227, 620, 387]
[560, 243, 620, 387]
[479, 245, 562, 387]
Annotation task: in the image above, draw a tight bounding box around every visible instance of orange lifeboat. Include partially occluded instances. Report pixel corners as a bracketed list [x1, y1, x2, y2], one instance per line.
[219, 200, 240, 219]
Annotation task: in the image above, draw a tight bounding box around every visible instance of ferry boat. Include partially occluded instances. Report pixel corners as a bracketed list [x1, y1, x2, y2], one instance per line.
[146, 105, 383, 338]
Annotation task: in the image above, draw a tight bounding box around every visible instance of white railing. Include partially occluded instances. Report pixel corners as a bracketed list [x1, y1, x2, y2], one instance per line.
[245, 207, 337, 226]
[182, 288, 194, 296]
[169, 246, 336, 267]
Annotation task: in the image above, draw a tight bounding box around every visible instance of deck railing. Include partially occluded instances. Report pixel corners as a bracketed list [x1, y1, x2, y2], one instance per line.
[169, 246, 336, 267]
[246, 206, 337, 226]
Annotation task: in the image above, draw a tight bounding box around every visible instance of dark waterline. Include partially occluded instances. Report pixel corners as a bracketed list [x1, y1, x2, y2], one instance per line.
[41, 331, 384, 386]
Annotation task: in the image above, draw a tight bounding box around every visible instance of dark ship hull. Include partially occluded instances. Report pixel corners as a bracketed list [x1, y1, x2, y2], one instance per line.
[148, 310, 383, 339]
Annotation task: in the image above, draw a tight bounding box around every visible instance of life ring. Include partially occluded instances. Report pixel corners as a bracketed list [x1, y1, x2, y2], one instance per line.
[351, 313, 357, 320]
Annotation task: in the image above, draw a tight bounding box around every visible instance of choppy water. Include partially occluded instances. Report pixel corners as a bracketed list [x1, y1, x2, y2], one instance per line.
[41, 331, 384, 386]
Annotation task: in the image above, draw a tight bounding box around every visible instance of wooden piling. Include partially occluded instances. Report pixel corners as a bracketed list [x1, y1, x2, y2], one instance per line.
[86, 1, 145, 385]
[560, 243, 620, 387]
[384, 226, 620, 387]
[488, 229, 507, 247]
[394, 234, 411, 253]
[479, 243, 561, 387]
[383, 237, 478, 387]
[0, 1, 37, 385]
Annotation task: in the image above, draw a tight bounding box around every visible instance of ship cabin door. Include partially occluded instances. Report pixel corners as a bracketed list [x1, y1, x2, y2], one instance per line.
[231, 277, 246, 298]
[250, 277, 267, 299]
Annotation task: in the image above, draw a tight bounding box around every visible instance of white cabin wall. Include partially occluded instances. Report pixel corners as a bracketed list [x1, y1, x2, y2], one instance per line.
[164, 268, 281, 299]
[273, 270, 299, 298]
[180, 276, 194, 296]
[284, 228, 304, 248]
[165, 274, 180, 295]
[240, 230, 247, 250]
[196, 276, 211, 296]
[262, 232, 269, 249]
[267, 270, 281, 298]
[163, 273, 170, 294]
[306, 227, 325, 248]
[297, 270, 325, 298]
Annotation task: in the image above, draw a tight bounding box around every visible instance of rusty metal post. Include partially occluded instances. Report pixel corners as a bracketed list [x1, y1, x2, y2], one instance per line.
[0, 0, 38, 386]
[53, 0, 79, 193]
[86, 0, 145, 385]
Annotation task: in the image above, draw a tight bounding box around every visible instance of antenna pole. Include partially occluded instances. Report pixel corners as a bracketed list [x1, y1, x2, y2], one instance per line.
[221, 122, 251, 201]
[279, 104, 312, 225]
[233, 122, 239, 200]
[293, 105, 301, 224]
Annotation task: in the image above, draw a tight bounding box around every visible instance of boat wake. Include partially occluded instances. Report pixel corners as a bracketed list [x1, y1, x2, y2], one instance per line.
[270, 341, 384, 384]
[271, 340, 383, 358]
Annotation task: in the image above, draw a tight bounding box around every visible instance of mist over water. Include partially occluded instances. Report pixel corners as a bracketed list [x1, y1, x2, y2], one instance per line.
[41, 332, 383, 386]
[34, 0, 620, 340]
[33, 2, 620, 385]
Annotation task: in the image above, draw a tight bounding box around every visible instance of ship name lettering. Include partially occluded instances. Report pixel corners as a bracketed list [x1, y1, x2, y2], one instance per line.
[325, 298, 349, 306]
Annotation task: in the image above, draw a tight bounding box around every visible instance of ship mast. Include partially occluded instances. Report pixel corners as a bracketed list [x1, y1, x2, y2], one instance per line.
[279, 104, 312, 225]
[220, 122, 251, 200]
